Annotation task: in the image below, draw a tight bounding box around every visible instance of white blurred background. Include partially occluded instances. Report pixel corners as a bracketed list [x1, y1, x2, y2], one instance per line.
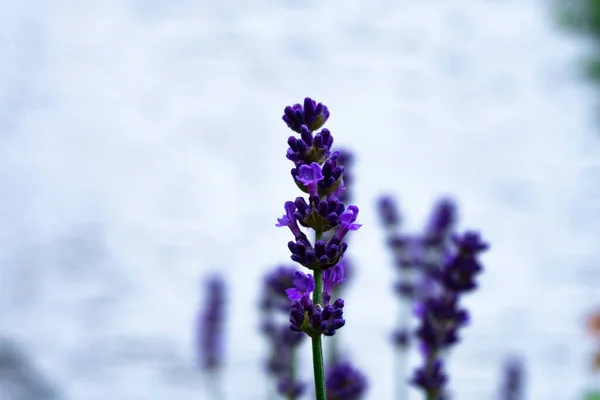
[1, 0, 600, 399]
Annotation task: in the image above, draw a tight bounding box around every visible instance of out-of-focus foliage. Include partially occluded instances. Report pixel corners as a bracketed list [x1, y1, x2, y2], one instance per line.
[584, 392, 600, 400]
[557, 0, 600, 82]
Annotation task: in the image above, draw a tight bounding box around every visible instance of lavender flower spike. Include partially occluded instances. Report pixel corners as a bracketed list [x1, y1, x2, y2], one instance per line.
[279, 97, 356, 400]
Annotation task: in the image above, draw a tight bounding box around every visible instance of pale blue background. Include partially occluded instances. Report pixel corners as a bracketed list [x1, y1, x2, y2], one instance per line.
[1, 0, 600, 399]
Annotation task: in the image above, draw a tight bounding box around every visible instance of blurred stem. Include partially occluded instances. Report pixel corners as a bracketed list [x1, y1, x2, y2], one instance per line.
[288, 346, 298, 400]
[328, 285, 341, 365]
[396, 338, 408, 400]
[396, 283, 411, 400]
[204, 370, 225, 400]
[312, 230, 327, 400]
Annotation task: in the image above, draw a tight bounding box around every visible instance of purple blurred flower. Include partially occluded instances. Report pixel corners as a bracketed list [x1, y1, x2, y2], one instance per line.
[265, 324, 305, 375]
[411, 360, 447, 399]
[278, 376, 307, 399]
[411, 230, 489, 399]
[261, 265, 298, 312]
[423, 198, 456, 247]
[197, 275, 226, 370]
[260, 265, 307, 394]
[325, 361, 368, 400]
[377, 196, 401, 228]
[335, 149, 354, 205]
[499, 356, 525, 400]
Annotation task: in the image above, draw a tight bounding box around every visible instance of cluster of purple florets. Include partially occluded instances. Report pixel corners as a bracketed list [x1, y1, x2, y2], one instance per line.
[277, 98, 361, 338]
[411, 231, 488, 398]
[377, 196, 489, 399]
[260, 265, 307, 398]
[287, 264, 346, 337]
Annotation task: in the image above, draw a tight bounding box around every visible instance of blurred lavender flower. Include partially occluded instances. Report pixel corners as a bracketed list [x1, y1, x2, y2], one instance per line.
[335, 149, 354, 205]
[261, 265, 298, 313]
[260, 265, 306, 399]
[278, 376, 308, 399]
[325, 361, 368, 400]
[411, 231, 489, 399]
[377, 196, 481, 400]
[377, 196, 401, 229]
[499, 356, 525, 400]
[377, 198, 459, 342]
[198, 274, 226, 371]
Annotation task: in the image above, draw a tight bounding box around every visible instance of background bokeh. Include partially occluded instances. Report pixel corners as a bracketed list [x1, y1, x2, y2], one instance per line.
[1, 0, 600, 399]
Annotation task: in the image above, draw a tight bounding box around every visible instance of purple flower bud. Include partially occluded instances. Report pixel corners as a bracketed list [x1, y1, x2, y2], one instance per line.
[282, 97, 330, 133]
[319, 152, 345, 194]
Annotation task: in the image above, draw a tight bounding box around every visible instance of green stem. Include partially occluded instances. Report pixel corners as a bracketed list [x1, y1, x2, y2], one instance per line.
[311, 331, 327, 400]
[312, 230, 327, 400]
[313, 267, 323, 305]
